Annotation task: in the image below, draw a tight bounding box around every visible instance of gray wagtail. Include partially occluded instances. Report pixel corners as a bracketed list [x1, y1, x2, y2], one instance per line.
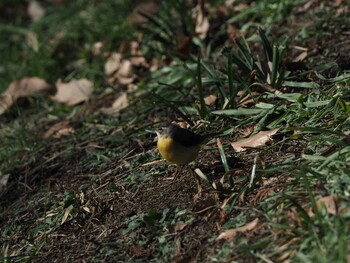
[156, 123, 205, 165]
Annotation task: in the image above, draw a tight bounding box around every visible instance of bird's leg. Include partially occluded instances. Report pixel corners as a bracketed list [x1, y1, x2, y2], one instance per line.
[191, 169, 202, 201]
[190, 161, 203, 197]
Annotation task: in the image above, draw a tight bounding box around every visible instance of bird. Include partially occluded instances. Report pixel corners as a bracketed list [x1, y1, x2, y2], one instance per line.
[156, 123, 205, 165]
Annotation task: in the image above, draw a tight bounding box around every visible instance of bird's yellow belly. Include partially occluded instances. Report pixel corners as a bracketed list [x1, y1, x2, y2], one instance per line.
[157, 137, 200, 165]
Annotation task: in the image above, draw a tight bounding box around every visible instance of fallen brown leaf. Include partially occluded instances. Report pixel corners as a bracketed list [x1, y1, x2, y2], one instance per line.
[173, 222, 190, 233]
[130, 243, 143, 257]
[195, 4, 209, 40]
[116, 41, 148, 68]
[336, 4, 348, 14]
[307, 195, 338, 217]
[127, 1, 160, 25]
[291, 46, 308, 62]
[278, 249, 297, 261]
[237, 91, 261, 107]
[104, 52, 122, 76]
[150, 58, 160, 72]
[61, 205, 73, 224]
[100, 92, 130, 115]
[92, 41, 104, 56]
[28, 0, 45, 22]
[216, 218, 259, 242]
[130, 56, 148, 67]
[119, 40, 140, 56]
[82, 206, 91, 213]
[227, 24, 241, 42]
[43, 120, 74, 139]
[48, 30, 66, 46]
[0, 77, 51, 115]
[65, 59, 85, 72]
[25, 32, 39, 52]
[233, 3, 248, 12]
[204, 94, 217, 106]
[112, 93, 129, 112]
[175, 29, 193, 55]
[295, 0, 315, 13]
[334, 0, 343, 7]
[231, 128, 279, 152]
[239, 125, 256, 138]
[116, 60, 134, 85]
[0, 174, 10, 193]
[51, 78, 93, 105]
[293, 51, 308, 62]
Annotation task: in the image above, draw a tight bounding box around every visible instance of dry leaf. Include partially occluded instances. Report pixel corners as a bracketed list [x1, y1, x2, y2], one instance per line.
[127, 83, 138, 93]
[174, 223, 189, 232]
[0, 174, 10, 193]
[119, 41, 140, 55]
[28, 0, 46, 22]
[100, 92, 130, 115]
[118, 41, 132, 54]
[49, 30, 66, 46]
[51, 78, 93, 105]
[130, 243, 143, 257]
[239, 125, 256, 138]
[296, 0, 315, 13]
[0, 77, 51, 115]
[43, 120, 74, 139]
[130, 56, 148, 67]
[204, 95, 217, 106]
[6, 77, 50, 99]
[291, 47, 308, 62]
[307, 195, 338, 217]
[25, 32, 39, 52]
[82, 206, 91, 213]
[336, 4, 348, 14]
[227, 24, 241, 42]
[334, 0, 343, 7]
[112, 93, 129, 112]
[117, 41, 148, 68]
[175, 29, 193, 55]
[225, 0, 235, 6]
[233, 3, 248, 12]
[195, 4, 209, 40]
[116, 60, 134, 85]
[231, 128, 279, 152]
[105, 53, 122, 75]
[293, 51, 307, 62]
[127, 1, 160, 25]
[216, 218, 259, 242]
[92, 41, 104, 56]
[278, 249, 297, 261]
[61, 205, 73, 224]
[65, 59, 85, 71]
[118, 60, 133, 77]
[150, 58, 160, 72]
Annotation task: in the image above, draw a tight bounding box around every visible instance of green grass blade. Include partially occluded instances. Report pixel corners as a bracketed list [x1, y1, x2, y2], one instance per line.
[217, 138, 229, 173]
[152, 92, 194, 126]
[197, 54, 208, 119]
[258, 27, 273, 61]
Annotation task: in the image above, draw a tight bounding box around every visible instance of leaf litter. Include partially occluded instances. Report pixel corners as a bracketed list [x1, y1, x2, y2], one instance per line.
[215, 218, 260, 242]
[231, 128, 279, 152]
[51, 78, 93, 105]
[0, 77, 51, 115]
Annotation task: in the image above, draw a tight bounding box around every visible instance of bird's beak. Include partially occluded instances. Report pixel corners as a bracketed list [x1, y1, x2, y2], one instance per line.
[145, 129, 159, 142]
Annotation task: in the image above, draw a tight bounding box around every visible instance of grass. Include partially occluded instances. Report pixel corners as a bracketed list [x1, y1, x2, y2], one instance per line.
[1, 0, 350, 262]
